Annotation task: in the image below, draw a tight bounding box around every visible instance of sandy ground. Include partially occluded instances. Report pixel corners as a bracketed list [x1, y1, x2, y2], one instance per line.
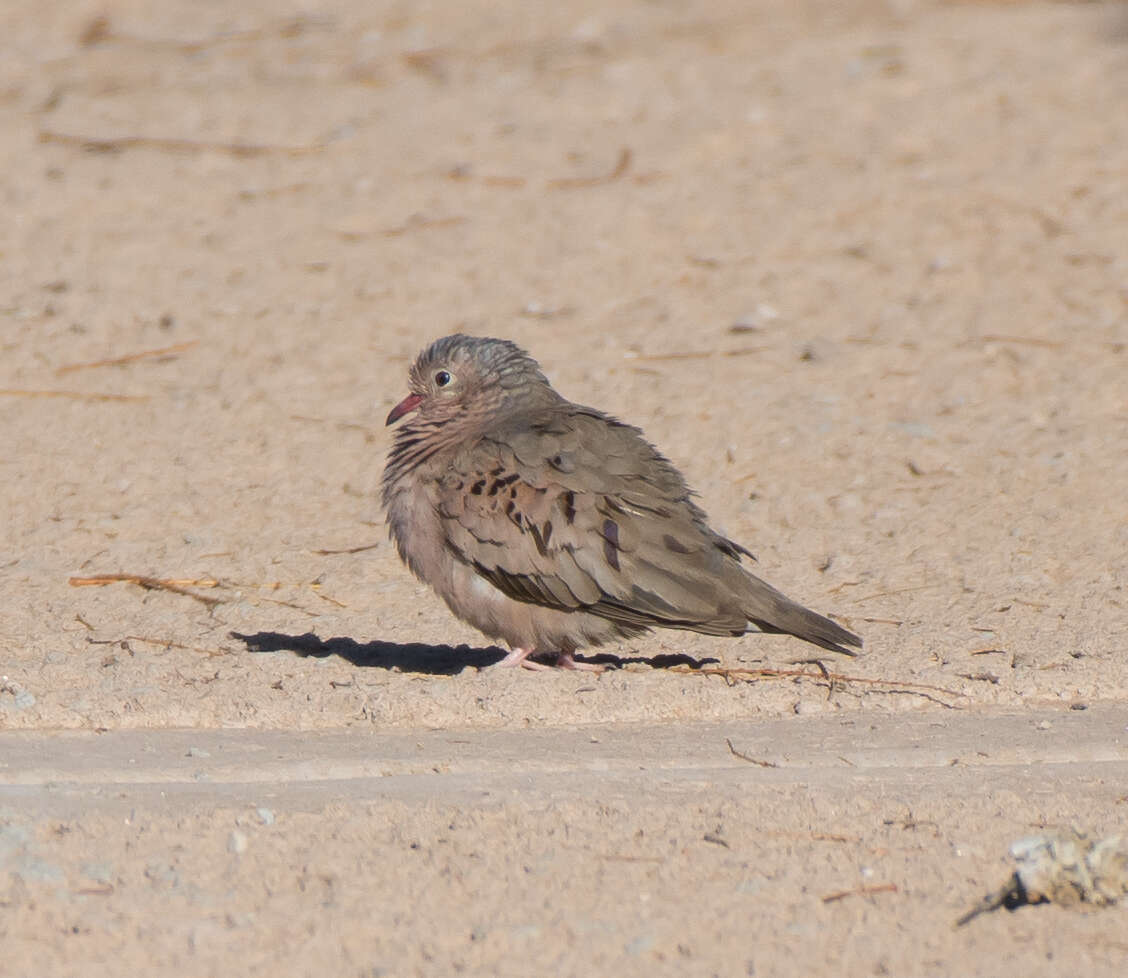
[2, 0, 1127, 973]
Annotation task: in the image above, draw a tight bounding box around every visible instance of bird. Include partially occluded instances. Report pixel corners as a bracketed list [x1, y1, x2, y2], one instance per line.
[382, 334, 861, 671]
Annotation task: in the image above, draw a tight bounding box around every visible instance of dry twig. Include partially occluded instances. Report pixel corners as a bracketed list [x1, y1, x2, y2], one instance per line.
[39, 129, 327, 157]
[311, 542, 381, 556]
[725, 737, 779, 768]
[0, 389, 148, 402]
[55, 341, 197, 376]
[548, 148, 631, 189]
[89, 635, 229, 657]
[979, 334, 1063, 349]
[310, 588, 347, 608]
[821, 883, 898, 904]
[624, 347, 766, 362]
[672, 665, 963, 709]
[69, 574, 222, 609]
[78, 13, 324, 52]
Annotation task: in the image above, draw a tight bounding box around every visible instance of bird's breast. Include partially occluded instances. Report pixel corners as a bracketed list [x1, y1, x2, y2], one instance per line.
[384, 479, 447, 584]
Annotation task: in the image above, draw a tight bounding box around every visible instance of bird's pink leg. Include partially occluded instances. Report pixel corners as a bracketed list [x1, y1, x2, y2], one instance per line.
[551, 652, 606, 673]
[495, 648, 544, 669]
[495, 648, 605, 672]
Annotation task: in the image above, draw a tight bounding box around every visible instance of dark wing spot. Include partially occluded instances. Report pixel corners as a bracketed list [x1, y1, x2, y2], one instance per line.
[528, 523, 549, 557]
[505, 502, 525, 530]
[601, 518, 621, 571]
[486, 474, 518, 496]
[562, 491, 577, 525]
[542, 521, 553, 548]
[470, 479, 486, 495]
[663, 534, 692, 555]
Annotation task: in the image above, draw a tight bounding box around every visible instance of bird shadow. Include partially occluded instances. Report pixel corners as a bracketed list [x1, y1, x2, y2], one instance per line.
[230, 631, 717, 675]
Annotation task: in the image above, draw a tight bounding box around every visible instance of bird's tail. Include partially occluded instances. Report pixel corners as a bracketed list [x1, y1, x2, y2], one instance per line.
[744, 577, 862, 657]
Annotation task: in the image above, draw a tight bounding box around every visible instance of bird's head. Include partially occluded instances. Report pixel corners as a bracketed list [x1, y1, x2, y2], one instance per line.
[386, 334, 554, 427]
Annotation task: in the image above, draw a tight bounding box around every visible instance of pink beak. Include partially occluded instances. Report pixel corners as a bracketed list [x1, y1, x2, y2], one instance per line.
[386, 392, 424, 426]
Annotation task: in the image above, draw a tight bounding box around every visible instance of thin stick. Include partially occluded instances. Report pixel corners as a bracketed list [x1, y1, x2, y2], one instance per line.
[548, 148, 631, 189]
[0, 389, 148, 402]
[979, 334, 1063, 349]
[851, 583, 939, 603]
[624, 347, 766, 362]
[725, 737, 779, 768]
[118, 635, 229, 657]
[255, 595, 318, 615]
[821, 883, 898, 904]
[68, 574, 222, 609]
[331, 215, 469, 240]
[760, 829, 858, 844]
[481, 175, 526, 188]
[567, 850, 665, 864]
[673, 665, 962, 708]
[79, 14, 324, 52]
[310, 588, 347, 608]
[70, 575, 218, 588]
[795, 657, 836, 701]
[55, 340, 198, 376]
[39, 129, 326, 157]
[1011, 598, 1048, 610]
[958, 672, 1000, 684]
[311, 542, 381, 555]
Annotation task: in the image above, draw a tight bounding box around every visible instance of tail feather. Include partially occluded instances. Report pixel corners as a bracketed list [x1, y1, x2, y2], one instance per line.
[749, 614, 861, 657]
[746, 587, 862, 657]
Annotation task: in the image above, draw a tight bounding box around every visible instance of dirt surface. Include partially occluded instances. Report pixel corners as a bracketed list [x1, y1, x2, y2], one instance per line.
[2, 709, 1127, 976]
[2, 0, 1127, 974]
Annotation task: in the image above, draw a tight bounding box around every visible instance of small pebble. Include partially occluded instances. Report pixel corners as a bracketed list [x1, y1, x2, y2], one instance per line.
[1, 678, 36, 710]
[625, 934, 655, 956]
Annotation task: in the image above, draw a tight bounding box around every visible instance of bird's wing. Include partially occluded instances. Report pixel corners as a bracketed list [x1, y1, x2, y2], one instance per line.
[434, 408, 764, 636]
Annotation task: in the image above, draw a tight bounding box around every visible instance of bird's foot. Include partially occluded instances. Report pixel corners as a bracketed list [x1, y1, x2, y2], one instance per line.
[495, 647, 538, 669]
[550, 652, 606, 673]
[494, 648, 605, 673]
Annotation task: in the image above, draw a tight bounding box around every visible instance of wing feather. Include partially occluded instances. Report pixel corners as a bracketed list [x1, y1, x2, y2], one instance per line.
[394, 345, 860, 656]
[435, 407, 763, 636]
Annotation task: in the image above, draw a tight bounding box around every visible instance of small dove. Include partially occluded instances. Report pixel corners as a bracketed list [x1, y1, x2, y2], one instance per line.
[382, 334, 861, 671]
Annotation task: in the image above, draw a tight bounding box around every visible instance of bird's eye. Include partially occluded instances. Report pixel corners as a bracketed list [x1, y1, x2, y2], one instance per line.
[434, 370, 452, 388]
